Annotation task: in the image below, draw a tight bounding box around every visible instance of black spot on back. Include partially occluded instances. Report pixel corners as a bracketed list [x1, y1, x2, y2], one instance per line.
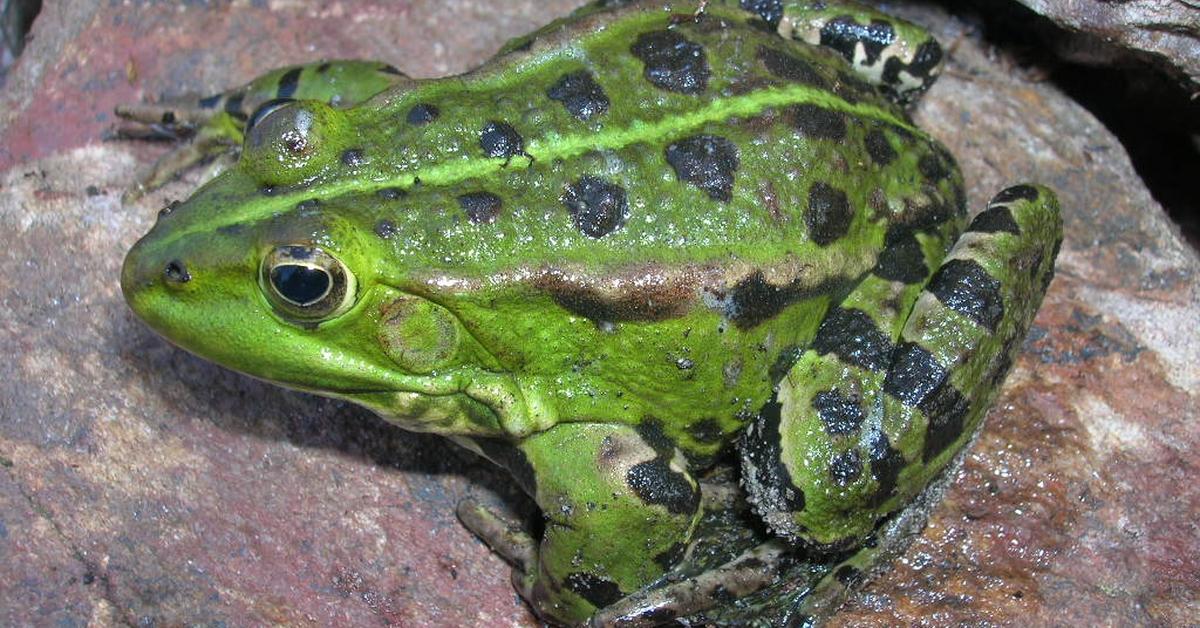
[215, 222, 243, 236]
[565, 572, 625, 608]
[757, 45, 824, 85]
[375, 219, 398, 239]
[865, 128, 897, 165]
[874, 226, 928, 284]
[883, 342, 946, 407]
[790, 104, 846, 142]
[829, 449, 862, 486]
[276, 67, 302, 99]
[813, 389, 866, 436]
[562, 176, 628, 238]
[665, 135, 740, 202]
[811, 307, 894, 372]
[967, 206, 1021, 235]
[928, 259, 1004, 331]
[918, 152, 950, 182]
[198, 94, 221, 109]
[163, 260, 190, 284]
[806, 182, 853, 246]
[547, 70, 610, 121]
[902, 191, 958, 233]
[407, 104, 439, 125]
[480, 121, 524, 159]
[627, 458, 700, 516]
[458, 191, 503, 224]
[377, 187, 406, 200]
[631, 30, 710, 94]
[340, 148, 365, 167]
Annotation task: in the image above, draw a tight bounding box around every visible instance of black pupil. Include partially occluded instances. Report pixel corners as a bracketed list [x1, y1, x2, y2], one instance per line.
[270, 264, 331, 306]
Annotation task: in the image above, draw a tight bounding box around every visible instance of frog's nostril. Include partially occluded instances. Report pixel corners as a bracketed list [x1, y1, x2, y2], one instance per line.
[163, 259, 191, 284]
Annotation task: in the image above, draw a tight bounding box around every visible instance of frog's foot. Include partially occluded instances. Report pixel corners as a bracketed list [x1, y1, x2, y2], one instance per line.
[590, 539, 789, 627]
[739, 0, 946, 104]
[740, 184, 1062, 555]
[455, 498, 536, 575]
[113, 101, 214, 141]
[122, 133, 239, 203]
[115, 99, 243, 202]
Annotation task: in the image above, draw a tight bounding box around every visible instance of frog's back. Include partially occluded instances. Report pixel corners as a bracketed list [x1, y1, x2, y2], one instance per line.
[308, 3, 965, 304]
[157, 1, 967, 451]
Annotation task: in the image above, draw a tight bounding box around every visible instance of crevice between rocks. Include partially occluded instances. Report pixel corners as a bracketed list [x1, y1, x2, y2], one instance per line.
[929, 0, 1200, 251]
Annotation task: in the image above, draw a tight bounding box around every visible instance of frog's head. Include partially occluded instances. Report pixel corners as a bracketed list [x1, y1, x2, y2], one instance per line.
[122, 100, 504, 434]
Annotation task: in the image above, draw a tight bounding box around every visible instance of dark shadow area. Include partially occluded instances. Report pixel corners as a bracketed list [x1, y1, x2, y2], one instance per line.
[113, 310, 533, 516]
[933, 0, 1200, 251]
[0, 0, 42, 86]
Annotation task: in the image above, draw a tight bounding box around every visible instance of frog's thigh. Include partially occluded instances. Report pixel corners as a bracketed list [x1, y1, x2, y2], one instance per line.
[741, 184, 1062, 549]
[518, 422, 702, 625]
[766, 0, 945, 102]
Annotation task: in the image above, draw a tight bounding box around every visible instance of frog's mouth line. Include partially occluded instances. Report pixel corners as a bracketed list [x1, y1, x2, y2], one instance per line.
[160, 80, 928, 249]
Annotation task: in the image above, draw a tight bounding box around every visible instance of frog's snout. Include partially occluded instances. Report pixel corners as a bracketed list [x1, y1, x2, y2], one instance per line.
[121, 232, 191, 320]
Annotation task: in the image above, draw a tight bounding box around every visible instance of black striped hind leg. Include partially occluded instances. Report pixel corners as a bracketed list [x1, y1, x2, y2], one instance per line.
[740, 184, 1061, 588]
[736, 0, 946, 103]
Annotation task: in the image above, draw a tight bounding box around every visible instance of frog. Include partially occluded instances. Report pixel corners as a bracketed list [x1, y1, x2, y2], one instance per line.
[119, 1, 1063, 625]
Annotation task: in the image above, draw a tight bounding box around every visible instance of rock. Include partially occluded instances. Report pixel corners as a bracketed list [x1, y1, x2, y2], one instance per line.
[0, 1, 1196, 626]
[1013, 0, 1200, 91]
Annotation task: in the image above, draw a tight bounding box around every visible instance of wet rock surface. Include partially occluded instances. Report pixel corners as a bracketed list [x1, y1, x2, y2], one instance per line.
[1, 1, 1197, 626]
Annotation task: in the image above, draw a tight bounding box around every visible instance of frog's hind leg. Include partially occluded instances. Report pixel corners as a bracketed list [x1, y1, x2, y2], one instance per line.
[739, 185, 1061, 602]
[743, 0, 946, 104]
[459, 424, 703, 627]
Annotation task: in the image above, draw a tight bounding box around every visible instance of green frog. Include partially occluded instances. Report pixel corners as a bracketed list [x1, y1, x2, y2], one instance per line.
[120, 1, 1062, 625]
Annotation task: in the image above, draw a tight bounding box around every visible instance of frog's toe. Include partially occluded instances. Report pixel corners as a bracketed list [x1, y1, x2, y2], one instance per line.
[455, 498, 536, 572]
[589, 540, 790, 627]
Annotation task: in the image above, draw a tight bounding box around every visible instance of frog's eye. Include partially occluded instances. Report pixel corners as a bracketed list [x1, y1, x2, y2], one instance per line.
[261, 245, 357, 322]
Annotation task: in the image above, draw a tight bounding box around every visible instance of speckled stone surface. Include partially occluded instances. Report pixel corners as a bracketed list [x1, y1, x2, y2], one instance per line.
[0, 1, 1196, 626]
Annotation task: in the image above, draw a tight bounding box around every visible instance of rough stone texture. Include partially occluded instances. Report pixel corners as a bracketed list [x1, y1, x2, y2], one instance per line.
[1013, 0, 1200, 90]
[0, 1, 1196, 627]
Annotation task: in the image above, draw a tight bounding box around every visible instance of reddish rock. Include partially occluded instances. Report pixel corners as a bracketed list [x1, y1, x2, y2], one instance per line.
[0, 1, 1196, 626]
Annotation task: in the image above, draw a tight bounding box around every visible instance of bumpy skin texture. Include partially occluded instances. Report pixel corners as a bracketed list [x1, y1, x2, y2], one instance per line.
[120, 1, 1062, 625]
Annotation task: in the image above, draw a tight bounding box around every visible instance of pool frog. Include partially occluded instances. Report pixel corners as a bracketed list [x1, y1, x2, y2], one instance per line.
[120, 1, 1062, 625]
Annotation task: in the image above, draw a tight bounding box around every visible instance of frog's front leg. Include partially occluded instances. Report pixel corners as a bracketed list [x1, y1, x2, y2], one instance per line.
[737, 0, 945, 103]
[464, 423, 702, 626]
[742, 184, 1061, 578]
